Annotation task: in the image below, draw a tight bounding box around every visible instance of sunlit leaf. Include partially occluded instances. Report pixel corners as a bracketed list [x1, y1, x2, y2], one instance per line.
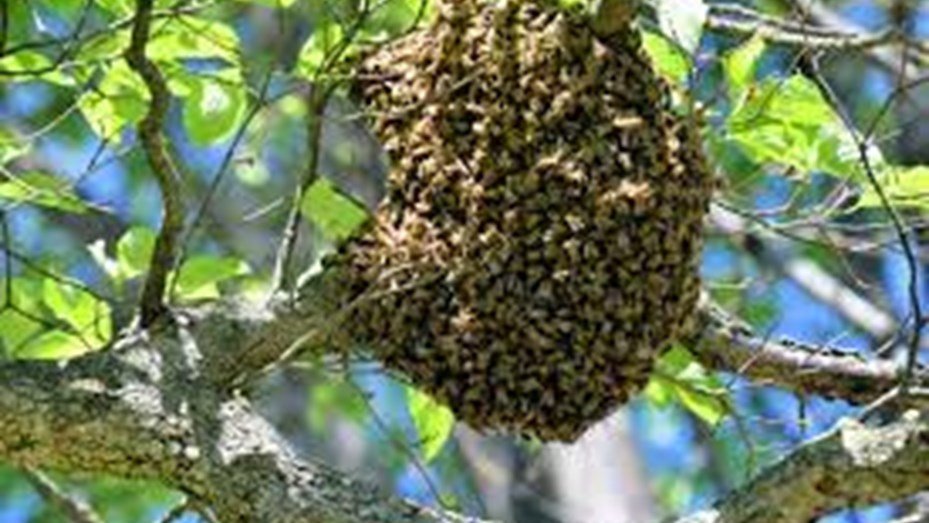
[857, 165, 929, 210]
[300, 178, 369, 241]
[642, 30, 691, 86]
[0, 308, 43, 354]
[0, 128, 30, 166]
[727, 75, 864, 181]
[116, 226, 156, 280]
[78, 60, 149, 137]
[14, 329, 87, 360]
[645, 345, 731, 427]
[724, 35, 765, 100]
[0, 171, 92, 214]
[0, 50, 71, 85]
[407, 386, 455, 462]
[182, 74, 247, 146]
[148, 15, 241, 65]
[297, 21, 345, 78]
[42, 278, 112, 348]
[174, 256, 250, 300]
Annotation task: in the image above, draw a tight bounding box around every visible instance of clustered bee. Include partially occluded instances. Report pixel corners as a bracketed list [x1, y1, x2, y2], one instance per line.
[326, 0, 715, 441]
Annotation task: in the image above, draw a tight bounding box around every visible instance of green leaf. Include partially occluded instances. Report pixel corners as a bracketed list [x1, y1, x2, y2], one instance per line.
[727, 75, 864, 181]
[297, 21, 345, 78]
[0, 128, 30, 166]
[148, 15, 241, 65]
[174, 256, 250, 300]
[116, 226, 156, 280]
[300, 178, 369, 241]
[182, 74, 246, 146]
[96, 0, 175, 16]
[360, 0, 434, 40]
[0, 50, 71, 85]
[42, 279, 112, 348]
[641, 30, 691, 86]
[78, 60, 149, 137]
[656, 0, 708, 55]
[0, 308, 42, 354]
[0, 171, 92, 214]
[95, 0, 133, 16]
[407, 386, 455, 462]
[14, 330, 88, 360]
[231, 0, 299, 6]
[724, 36, 765, 100]
[646, 345, 731, 427]
[643, 375, 675, 407]
[674, 382, 727, 426]
[857, 165, 929, 210]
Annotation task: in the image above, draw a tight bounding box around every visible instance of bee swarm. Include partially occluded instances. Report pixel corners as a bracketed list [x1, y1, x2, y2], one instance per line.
[329, 0, 714, 441]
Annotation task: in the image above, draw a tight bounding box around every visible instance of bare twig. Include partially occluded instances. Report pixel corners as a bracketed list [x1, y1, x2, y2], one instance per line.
[271, 0, 379, 293]
[124, 0, 185, 327]
[270, 87, 328, 293]
[801, 57, 924, 389]
[706, 5, 899, 51]
[695, 298, 929, 410]
[23, 468, 104, 523]
[170, 65, 275, 301]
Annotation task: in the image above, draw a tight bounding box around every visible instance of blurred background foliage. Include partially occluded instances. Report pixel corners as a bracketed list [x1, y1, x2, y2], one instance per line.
[1, 0, 928, 521]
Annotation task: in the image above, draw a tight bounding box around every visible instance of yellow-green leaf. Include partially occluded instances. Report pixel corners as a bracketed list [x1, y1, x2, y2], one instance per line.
[116, 226, 156, 279]
[0, 171, 91, 214]
[182, 74, 247, 146]
[642, 30, 691, 86]
[300, 178, 369, 241]
[407, 386, 455, 462]
[724, 36, 765, 100]
[174, 256, 251, 301]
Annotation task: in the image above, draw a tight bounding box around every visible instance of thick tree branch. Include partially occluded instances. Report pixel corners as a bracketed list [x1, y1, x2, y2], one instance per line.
[3, 285, 929, 522]
[679, 412, 929, 523]
[0, 315, 488, 522]
[125, 0, 185, 327]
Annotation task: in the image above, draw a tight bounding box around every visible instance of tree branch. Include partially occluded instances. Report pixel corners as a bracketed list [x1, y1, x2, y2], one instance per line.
[3, 283, 929, 522]
[706, 4, 900, 51]
[679, 412, 929, 523]
[0, 315, 489, 522]
[125, 0, 185, 327]
[695, 297, 929, 409]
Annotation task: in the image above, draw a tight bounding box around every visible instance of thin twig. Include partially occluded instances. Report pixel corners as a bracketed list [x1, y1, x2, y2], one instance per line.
[270, 0, 380, 293]
[801, 57, 924, 389]
[125, 0, 185, 327]
[270, 87, 328, 293]
[23, 468, 104, 523]
[170, 67, 275, 301]
[346, 378, 450, 509]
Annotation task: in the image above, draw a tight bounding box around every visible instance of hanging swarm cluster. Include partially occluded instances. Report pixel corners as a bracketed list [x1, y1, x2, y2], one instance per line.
[330, 0, 714, 441]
